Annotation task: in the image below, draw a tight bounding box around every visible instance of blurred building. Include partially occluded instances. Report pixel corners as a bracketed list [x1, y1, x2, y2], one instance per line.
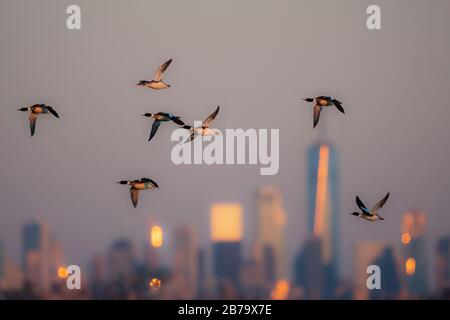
[436, 237, 450, 298]
[88, 254, 108, 298]
[239, 258, 264, 299]
[50, 239, 65, 287]
[400, 211, 428, 297]
[354, 242, 388, 299]
[173, 225, 198, 299]
[197, 248, 207, 298]
[0, 241, 4, 281]
[144, 225, 163, 271]
[304, 143, 340, 297]
[210, 203, 243, 291]
[0, 252, 24, 292]
[108, 239, 136, 286]
[293, 237, 324, 299]
[369, 247, 402, 299]
[255, 187, 287, 283]
[22, 220, 52, 293]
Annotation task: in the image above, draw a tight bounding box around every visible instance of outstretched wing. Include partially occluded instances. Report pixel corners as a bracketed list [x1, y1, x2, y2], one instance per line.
[149, 121, 161, 141]
[332, 99, 345, 114]
[203, 106, 220, 128]
[141, 178, 159, 189]
[182, 130, 197, 144]
[371, 193, 390, 215]
[170, 116, 185, 126]
[29, 112, 37, 137]
[130, 188, 139, 208]
[356, 196, 371, 215]
[153, 59, 173, 81]
[313, 105, 321, 128]
[46, 106, 60, 118]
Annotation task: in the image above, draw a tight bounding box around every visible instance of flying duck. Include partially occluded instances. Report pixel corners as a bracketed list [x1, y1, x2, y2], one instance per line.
[137, 59, 173, 90]
[117, 178, 159, 208]
[142, 112, 185, 141]
[350, 193, 390, 221]
[18, 104, 60, 137]
[303, 96, 345, 128]
[182, 106, 220, 142]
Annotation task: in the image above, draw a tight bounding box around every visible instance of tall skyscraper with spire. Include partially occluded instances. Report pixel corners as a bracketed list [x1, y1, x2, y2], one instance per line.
[306, 142, 340, 296]
[255, 186, 287, 282]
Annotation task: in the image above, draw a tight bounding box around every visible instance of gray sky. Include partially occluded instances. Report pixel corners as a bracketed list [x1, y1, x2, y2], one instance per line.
[1, 0, 450, 287]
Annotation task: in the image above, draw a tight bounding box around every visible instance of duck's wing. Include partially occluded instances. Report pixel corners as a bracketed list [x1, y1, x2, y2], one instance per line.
[130, 188, 140, 208]
[153, 59, 173, 81]
[332, 99, 345, 114]
[46, 106, 60, 118]
[203, 106, 220, 128]
[356, 196, 372, 215]
[182, 129, 197, 144]
[313, 105, 321, 128]
[149, 120, 161, 141]
[141, 178, 159, 189]
[371, 193, 390, 215]
[29, 112, 37, 137]
[170, 115, 185, 126]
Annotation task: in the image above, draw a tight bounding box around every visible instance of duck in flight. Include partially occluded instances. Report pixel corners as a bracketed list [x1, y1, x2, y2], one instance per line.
[137, 59, 173, 90]
[117, 178, 159, 208]
[181, 106, 220, 142]
[18, 104, 59, 137]
[303, 96, 345, 128]
[142, 112, 185, 141]
[350, 193, 390, 221]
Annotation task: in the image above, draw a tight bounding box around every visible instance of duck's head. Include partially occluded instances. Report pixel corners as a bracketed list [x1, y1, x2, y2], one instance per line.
[141, 113, 153, 118]
[136, 81, 149, 86]
[379, 216, 385, 221]
[303, 98, 314, 102]
[17, 107, 28, 112]
[116, 180, 129, 185]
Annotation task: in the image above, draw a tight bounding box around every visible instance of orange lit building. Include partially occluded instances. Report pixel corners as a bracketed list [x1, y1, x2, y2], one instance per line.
[401, 210, 428, 297]
[210, 203, 243, 242]
[210, 203, 243, 288]
[302, 143, 340, 298]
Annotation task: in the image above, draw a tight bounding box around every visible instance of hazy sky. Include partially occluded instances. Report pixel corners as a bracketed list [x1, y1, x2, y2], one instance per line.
[1, 0, 450, 287]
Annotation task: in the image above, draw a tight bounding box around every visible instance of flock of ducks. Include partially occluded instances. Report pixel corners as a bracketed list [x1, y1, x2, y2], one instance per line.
[17, 58, 389, 220]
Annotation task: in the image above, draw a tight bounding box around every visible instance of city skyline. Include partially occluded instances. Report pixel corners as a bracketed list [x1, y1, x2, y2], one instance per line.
[0, 196, 447, 299]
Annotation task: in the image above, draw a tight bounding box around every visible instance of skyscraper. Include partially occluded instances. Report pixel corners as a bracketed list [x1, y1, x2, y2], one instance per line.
[210, 203, 243, 289]
[173, 225, 198, 299]
[401, 210, 428, 297]
[354, 242, 388, 300]
[436, 237, 450, 298]
[108, 239, 135, 284]
[306, 143, 340, 296]
[0, 241, 4, 281]
[256, 186, 287, 282]
[369, 247, 402, 300]
[50, 239, 65, 285]
[293, 238, 324, 299]
[144, 224, 164, 271]
[22, 220, 52, 293]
